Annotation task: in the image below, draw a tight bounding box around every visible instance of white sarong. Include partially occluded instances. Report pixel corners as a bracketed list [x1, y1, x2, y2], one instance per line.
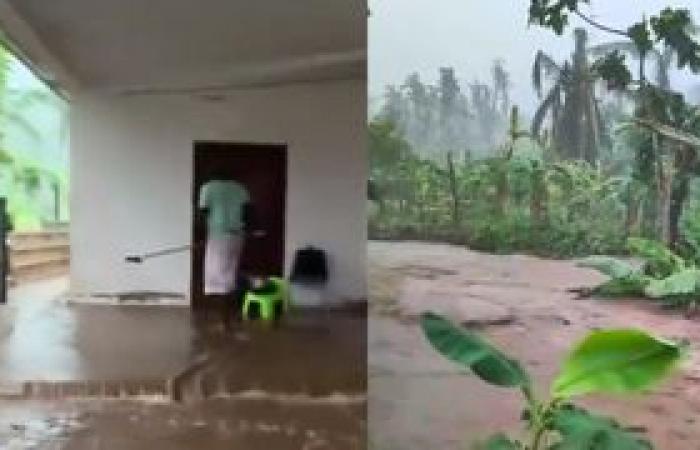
[204, 234, 243, 295]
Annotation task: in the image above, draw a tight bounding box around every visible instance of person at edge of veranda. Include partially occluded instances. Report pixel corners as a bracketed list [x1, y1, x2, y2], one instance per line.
[198, 175, 259, 331]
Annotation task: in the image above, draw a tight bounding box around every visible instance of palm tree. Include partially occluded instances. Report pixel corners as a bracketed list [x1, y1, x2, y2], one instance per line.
[588, 41, 673, 90]
[531, 28, 603, 166]
[470, 61, 512, 151]
[588, 37, 700, 246]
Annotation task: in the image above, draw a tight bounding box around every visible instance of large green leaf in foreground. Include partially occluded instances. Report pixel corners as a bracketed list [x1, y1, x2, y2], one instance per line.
[420, 312, 529, 388]
[549, 406, 652, 450]
[553, 329, 685, 398]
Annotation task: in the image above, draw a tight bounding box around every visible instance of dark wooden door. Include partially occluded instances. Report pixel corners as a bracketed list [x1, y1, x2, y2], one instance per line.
[192, 142, 287, 307]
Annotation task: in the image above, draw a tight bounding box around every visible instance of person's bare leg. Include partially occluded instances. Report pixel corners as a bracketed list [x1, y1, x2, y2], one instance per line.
[220, 294, 233, 332]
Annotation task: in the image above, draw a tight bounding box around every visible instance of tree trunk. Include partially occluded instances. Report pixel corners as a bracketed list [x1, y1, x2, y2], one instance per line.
[656, 142, 674, 245]
[670, 145, 696, 249]
[669, 172, 689, 250]
[446, 152, 461, 227]
[496, 163, 508, 217]
[658, 172, 673, 246]
[530, 167, 548, 228]
[625, 186, 641, 237]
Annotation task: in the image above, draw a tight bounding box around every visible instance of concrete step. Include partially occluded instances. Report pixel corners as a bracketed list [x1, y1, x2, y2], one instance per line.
[11, 248, 69, 269]
[0, 379, 172, 401]
[12, 241, 70, 254]
[6, 231, 70, 282]
[11, 258, 69, 282]
[10, 231, 69, 248]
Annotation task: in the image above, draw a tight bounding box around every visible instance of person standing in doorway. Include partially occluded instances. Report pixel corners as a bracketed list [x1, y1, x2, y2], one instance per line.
[198, 174, 255, 331]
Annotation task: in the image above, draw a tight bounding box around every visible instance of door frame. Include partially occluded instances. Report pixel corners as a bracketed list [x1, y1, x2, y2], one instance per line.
[191, 141, 288, 308]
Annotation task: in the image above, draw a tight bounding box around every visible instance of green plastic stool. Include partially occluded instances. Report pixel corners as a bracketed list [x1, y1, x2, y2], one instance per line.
[242, 277, 289, 322]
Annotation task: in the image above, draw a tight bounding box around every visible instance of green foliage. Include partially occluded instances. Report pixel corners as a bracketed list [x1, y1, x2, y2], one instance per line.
[552, 329, 686, 398]
[591, 51, 632, 90]
[591, 276, 650, 298]
[581, 238, 700, 309]
[377, 65, 512, 158]
[420, 312, 685, 449]
[421, 312, 529, 388]
[577, 254, 650, 297]
[529, 2, 700, 88]
[650, 8, 700, 73]
[0, 45, 68, 230]
[549, 406, 652, 450]
[627, 237, 685, 278]
[532, 29, 604, 164]
[477, 434, 520, 450]
[15, 164, 42, 192]
[369, 119, 411, 170]
[680, 179, 700, 260]
[627, 21, 654, 56]
[528, 0, 586, 35]
[370, 135, 629, 257]
[644, 268, 700, 299]
[577, 256, 635, 279]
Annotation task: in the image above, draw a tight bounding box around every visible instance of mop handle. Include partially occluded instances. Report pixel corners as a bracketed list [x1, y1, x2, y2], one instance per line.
[125, 230, 266, 263]
[125, 244, 193, 263]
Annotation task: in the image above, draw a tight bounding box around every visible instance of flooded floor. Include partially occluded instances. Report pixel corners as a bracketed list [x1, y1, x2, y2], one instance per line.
[0, 398, 364, 449]
[0, 278, 197, 382]
[368, 241, 700, 450]
[0, 278, 367, 449]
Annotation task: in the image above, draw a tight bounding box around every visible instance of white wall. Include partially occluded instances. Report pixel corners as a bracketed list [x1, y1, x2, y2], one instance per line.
[70, 79, 367, 303]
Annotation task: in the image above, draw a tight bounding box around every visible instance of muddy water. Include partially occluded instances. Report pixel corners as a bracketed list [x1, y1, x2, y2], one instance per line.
[368, 241, 700, 450]
[0, 278, 367, 449]
[0, 398, 365, 449]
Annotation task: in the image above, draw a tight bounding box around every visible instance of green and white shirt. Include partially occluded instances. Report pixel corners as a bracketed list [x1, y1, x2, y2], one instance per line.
[199, 180, 250, 237]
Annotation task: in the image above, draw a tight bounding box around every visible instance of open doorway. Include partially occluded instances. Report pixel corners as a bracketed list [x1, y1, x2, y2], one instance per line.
[191, 142, 287, 308]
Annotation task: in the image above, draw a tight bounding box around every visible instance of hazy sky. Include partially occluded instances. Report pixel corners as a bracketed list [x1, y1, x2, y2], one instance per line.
[369, 0, 700, 115]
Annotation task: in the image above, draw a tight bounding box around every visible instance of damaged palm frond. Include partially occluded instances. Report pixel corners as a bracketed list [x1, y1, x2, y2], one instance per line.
[532, 50, 564, 97]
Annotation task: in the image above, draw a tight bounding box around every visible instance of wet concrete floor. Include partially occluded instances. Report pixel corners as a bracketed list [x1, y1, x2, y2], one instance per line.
[0, 278, 197, 382]
[0, 277, 367, 449]
[0, 398, 365, 449]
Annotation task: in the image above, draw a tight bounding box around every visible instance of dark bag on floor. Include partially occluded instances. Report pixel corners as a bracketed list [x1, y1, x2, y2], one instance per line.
[290, 246, 328, 284]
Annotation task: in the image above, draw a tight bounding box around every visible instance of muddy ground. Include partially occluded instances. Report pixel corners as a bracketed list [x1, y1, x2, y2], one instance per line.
[368, 241, 700, 450]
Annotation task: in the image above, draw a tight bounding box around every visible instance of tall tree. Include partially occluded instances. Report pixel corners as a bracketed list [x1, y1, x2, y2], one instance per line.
[438, 67, 462, 153]
[492, 59, 511, 115]
[530, 1, 700, 246]
[469, 81, 498, 150]
[531, 28, 603, 165]
[402, 73, 429, 145]
[469, 61, 512, 151]
[379, 85, 406, 132]
[374, 64, 511, 161]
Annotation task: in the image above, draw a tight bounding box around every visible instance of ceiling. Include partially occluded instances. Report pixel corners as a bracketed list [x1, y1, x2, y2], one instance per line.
[5, 0, 367, 93]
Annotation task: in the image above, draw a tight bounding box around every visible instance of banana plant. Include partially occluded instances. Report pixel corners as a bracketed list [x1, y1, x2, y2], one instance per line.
[421, 312, 687, 449]
[579, 238, 700, 310]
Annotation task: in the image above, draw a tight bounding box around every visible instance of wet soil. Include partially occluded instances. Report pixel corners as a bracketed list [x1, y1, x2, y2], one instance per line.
[368, 241, 700, 450]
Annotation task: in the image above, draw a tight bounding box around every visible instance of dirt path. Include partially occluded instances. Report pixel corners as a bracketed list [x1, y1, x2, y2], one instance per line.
[368, 241, 700, 450]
